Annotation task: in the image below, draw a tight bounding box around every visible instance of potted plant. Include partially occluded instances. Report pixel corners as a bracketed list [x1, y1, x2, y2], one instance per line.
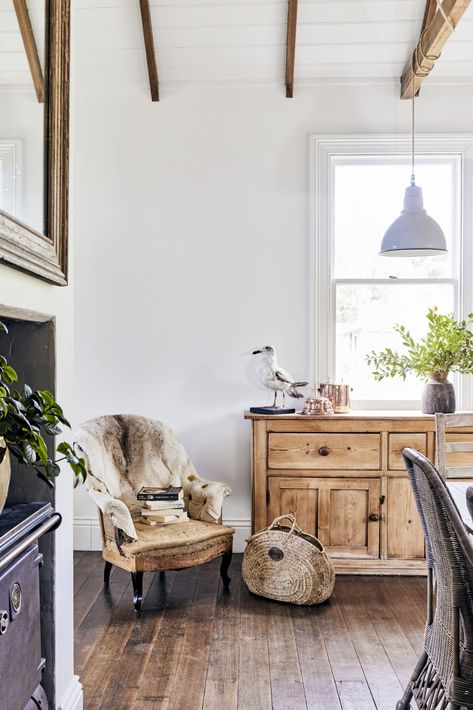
[366, 307, 473, 414]
[0, 321, 86, 513]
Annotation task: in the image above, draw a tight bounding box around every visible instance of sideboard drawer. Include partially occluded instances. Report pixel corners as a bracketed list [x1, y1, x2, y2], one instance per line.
[268, 433, 380, 470]
[388, 433, 428, 470]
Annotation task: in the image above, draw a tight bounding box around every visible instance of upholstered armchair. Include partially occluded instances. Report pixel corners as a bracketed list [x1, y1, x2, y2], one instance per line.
[74, 415, 234, 610]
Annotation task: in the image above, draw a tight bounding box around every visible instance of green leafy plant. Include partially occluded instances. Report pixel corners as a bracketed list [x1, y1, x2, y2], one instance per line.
[366, 307, 473, 382]
[0, 321, 86, 486]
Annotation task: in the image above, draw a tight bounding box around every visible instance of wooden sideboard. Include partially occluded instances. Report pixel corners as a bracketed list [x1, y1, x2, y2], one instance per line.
[245, 411, 473, 575]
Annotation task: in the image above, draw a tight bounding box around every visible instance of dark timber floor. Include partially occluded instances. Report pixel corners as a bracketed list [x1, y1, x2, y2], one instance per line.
[74, 551, 427, 710]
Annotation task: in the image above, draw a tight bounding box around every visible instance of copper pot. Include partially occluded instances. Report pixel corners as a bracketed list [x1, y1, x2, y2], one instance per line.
[318, 384, 351, 413]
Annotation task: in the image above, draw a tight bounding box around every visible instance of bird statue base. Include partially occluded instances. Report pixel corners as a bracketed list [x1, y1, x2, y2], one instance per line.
[249, 406, 296, 415]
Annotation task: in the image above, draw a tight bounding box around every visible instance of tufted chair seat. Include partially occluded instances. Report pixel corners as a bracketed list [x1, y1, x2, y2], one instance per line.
[74, 414, 234, 610]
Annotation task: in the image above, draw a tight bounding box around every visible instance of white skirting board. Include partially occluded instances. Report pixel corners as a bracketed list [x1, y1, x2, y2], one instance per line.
[58, 675, 83, 710]
[73, 516, 251, 553]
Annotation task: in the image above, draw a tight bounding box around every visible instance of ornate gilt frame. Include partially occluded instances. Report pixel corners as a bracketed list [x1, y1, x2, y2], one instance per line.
[0, 0, 70, 286]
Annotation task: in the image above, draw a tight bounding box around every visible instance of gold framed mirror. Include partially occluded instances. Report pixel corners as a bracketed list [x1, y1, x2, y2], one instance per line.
[0, 0, 70, 286]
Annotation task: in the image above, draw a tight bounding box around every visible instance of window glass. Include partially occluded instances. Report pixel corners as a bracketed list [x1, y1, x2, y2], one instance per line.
[334, 160, 454, 279]
[336, 283, 454, 402]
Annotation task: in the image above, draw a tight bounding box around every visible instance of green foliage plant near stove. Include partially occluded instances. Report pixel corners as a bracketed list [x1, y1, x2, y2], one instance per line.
[0, 320, 86, 489]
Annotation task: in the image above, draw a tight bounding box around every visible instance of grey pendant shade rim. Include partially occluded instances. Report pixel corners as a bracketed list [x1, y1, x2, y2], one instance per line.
[380, 248, 448, 256]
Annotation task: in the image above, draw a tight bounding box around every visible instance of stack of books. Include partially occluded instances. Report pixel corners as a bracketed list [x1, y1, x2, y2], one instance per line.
[137, 486, 188, 526]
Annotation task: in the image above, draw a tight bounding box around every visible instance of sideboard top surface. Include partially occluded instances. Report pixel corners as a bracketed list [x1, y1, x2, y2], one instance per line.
[244, 410, 435, 421]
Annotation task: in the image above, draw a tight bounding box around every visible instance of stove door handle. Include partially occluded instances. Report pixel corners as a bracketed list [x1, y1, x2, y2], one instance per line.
[0, 513, 62, 574]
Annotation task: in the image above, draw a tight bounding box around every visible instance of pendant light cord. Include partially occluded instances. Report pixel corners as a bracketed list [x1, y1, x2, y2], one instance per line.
[411, 93, 415, 186]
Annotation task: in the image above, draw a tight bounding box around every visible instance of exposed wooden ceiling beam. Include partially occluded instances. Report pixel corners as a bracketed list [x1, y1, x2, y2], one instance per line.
[13, 0, 44, 103]
[401, 0, 471, 99]
[285, 0, 298, 98]
[422, 0, 440, 29]
[139, 0, 159, 102]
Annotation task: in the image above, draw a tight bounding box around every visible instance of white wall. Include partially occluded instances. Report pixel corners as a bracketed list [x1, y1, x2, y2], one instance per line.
[72, 80, 473, 550]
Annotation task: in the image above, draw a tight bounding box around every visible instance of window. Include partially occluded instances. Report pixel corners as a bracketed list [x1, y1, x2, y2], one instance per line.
[312, 136, 473, 409]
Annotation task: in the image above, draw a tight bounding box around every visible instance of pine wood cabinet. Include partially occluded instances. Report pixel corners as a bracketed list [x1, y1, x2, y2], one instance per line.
[245, 411, 473, 575]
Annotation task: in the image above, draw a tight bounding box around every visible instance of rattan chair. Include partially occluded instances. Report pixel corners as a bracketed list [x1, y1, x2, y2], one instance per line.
[398, 448, 473, 710]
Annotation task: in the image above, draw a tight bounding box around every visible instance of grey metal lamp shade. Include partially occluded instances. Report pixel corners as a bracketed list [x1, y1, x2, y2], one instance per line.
[380, 183, 447, 257]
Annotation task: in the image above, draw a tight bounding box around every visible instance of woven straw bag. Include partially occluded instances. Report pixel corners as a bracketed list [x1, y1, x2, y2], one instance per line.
[242, 514, 335, 605]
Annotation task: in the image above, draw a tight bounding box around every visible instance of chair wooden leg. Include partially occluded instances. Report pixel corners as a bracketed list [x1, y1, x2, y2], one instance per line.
[104, 561, 112, 587]
[220, 551, 232, 589]
[131, 572, 144, 611]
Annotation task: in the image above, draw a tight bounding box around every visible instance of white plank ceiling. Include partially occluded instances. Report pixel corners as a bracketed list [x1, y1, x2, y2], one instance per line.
[75, 0, 473, 91]
[0, 1, 44, 87]
[2, 1, 473, 91]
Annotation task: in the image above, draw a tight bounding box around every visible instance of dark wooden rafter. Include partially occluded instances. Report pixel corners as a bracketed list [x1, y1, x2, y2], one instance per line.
[422, 0, 440, 29]
[139, 0, 159, 102]
[12, 0, 45, 103]
[285, 0, 298, 98]
[401, 0, 471, 99]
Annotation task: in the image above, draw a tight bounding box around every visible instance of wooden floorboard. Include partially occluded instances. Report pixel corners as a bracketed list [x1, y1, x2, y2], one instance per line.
[74, 551, 103, 595]
[356, 577, 420, 690]
[374, 576, 425, 657]
[166, 559, 220, 710]
[138, 566, 200, 706]
[335, 577, 404, 710]
[291, 605, 341, 710]
[74, 555, 427, 710]
[238, 574, 272, 710]
[75, 566, 131, 674]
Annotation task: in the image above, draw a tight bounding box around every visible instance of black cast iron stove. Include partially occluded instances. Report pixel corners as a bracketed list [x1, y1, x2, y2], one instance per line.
[0, 503, 61, 710]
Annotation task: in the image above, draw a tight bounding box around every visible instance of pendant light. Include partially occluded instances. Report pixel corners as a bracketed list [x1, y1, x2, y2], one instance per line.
[379, 95, 447, 257]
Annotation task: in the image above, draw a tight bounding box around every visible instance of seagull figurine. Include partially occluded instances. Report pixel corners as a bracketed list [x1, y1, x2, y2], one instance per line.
[252, 345, 308, 407]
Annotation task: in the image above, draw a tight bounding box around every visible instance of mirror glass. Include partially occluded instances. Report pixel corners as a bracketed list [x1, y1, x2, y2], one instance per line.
[0, 0, 46, 234]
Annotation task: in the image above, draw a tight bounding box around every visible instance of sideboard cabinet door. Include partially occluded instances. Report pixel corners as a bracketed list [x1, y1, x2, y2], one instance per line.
[386, 478, 425, 559]
[268, 477, 380, 560]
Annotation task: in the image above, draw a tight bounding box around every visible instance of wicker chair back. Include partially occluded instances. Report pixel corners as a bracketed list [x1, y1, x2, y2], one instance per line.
[400, 448, 473, 709]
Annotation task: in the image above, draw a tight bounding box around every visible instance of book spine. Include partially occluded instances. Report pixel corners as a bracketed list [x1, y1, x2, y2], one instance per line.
[137, 494, 181, 501]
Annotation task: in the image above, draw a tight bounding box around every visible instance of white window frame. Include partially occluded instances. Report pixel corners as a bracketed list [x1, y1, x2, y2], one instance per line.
[310, 135, 473, 411]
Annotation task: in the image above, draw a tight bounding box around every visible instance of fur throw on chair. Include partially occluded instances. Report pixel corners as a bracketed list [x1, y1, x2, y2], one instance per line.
[74, 415, 231, 540]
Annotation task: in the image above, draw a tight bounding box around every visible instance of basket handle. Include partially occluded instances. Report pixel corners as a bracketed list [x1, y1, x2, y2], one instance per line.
[269, 514, 304, 542]
[267, 514, 298, 532]
[248, 514, 303, 544]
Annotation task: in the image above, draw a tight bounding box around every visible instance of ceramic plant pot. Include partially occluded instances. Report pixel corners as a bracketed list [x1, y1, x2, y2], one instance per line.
[0, 440, 10, 514]
[421, 371, 456, 414]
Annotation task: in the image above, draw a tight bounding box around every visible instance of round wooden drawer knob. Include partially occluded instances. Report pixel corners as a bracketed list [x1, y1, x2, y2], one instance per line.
[369, 513, 380, 522]
[318, 446, 330, 456]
